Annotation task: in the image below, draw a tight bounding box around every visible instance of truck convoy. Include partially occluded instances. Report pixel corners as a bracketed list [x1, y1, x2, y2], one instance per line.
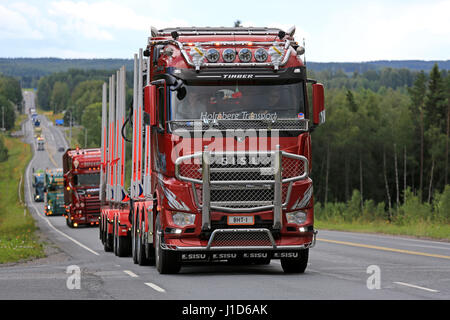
[99, 26, 325, 274]
[32, 168, 45, 202]
[44, 168, 65, 216]
[63, 148, 101, 228]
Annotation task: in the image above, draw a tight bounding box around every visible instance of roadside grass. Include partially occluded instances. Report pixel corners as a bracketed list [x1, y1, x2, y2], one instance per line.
[0, 134, 45, 264]
[63, 126, 83, 149]
[315, 218, 450, 241]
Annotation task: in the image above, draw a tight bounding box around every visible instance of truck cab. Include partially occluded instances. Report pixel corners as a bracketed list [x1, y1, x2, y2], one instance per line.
[32, 169, 45, 202]
[63, 148, 101, 227]
[44, 168, 65, 216]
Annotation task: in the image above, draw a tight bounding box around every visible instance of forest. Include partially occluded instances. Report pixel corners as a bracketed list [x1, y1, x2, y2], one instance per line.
[30, 63, 450, 234]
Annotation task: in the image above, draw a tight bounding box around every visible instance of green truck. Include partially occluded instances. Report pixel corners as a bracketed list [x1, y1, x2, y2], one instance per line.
[44, 168, 65, 216]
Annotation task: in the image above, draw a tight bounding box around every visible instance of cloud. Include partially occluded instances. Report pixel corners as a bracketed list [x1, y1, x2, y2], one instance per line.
[0, 4, 44, 39]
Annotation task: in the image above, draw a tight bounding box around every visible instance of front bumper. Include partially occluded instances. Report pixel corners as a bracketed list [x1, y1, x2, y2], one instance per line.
[161, 228, 317, 252]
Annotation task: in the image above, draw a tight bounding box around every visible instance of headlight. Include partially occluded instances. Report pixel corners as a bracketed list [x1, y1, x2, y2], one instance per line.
[80, 202, 85, 208]
[172, 212, 196, 227]
[286, 211, 307, 225]
[254, 48, 268, 62]
[47, 205, 51, 210]
[222, 48, 236, 63]
[238, 48, 252, 63]
[206, 48, 220, 63]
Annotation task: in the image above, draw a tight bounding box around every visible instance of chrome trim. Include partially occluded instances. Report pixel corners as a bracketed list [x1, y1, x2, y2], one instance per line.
[202, 146, 211, 230]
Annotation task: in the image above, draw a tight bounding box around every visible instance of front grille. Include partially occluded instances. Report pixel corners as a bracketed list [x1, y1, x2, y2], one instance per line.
[208, 229, 274, 248]
[169, 119, 309, 132]
[83, 196, 100, 214]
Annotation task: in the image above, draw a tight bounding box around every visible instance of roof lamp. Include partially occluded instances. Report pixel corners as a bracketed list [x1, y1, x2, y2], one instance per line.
[222, 48, 236, 63]
[206, 48, 220, 63]
[238, 48, 252, 63]
[254, 48, 268, 62]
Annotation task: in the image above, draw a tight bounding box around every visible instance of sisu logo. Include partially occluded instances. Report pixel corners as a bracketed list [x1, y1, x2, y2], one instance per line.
[223, 74, 255, 79]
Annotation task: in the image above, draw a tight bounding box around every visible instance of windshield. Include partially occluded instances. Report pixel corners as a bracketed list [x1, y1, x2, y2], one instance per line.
[74, 173, 99, 186]
[171, 82, 305, 121]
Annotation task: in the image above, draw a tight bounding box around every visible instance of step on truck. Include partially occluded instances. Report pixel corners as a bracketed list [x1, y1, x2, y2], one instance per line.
[99, 26, 325, 273]
[44, 168, 65, 216]
[63, 148, 101, 228]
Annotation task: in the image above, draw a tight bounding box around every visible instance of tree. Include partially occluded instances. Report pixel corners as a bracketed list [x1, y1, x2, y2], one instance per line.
[50, 81, 69, 113]
[0, 134, 8, 162]
[0, 76, 22, 107]
[80, 102, 102, 148]
[408, 71, 427, 198]
[0, 95, 16, 131]
[234, 20, 242, 27]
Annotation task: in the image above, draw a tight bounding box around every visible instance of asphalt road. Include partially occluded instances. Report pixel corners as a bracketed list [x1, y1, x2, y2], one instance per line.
[0, 91, 449, 300]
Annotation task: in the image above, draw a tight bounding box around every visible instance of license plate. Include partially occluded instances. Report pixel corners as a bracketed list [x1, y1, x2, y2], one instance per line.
[227, 215, 254, 226]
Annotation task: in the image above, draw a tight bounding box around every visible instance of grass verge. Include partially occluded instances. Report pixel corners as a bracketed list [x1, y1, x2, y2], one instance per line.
[0, 134, 45, 264]
[315, 218, 450, 241]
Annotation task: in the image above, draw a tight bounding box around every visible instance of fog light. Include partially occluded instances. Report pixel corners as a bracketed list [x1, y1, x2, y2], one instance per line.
[299, 227, 306, 232]
[286, 211, 307, 225]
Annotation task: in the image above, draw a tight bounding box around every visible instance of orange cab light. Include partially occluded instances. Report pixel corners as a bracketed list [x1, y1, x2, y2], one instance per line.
[247, 42, 253, 46]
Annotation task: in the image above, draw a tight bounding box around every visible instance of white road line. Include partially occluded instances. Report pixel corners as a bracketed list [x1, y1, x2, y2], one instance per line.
[25, 134, 99, 256]
[145, 282, 166, 293]
[393, 282, 439, 293]
[123, 270, 139, 278]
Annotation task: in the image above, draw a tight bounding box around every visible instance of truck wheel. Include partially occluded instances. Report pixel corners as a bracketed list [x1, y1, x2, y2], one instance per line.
[131, 211, 138, 264]
[104, 220, 113, 252]
[280, 249, 309, 273]
[137, 220, 150, 265]
[116, 221, 131, 258]
[99, 216, 103, 242]
[155, 216, 181, 274]
[113, 218, 118, 256]
[66, 216, 74, 228]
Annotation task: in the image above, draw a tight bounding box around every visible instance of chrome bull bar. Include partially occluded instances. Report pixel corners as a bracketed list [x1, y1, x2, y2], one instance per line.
[174, 145, 309, 231]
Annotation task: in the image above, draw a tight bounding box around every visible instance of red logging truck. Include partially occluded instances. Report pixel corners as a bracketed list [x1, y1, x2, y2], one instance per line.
[63, 148, 101, 228]
[99, 26, 325, 274]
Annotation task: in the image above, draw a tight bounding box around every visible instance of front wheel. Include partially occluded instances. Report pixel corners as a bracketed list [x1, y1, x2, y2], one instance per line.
[155, 216, 181, 274]
[280, 249, 309, 273]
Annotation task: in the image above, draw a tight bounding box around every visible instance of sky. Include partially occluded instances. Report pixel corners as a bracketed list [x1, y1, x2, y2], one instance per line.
[0, 0, 449, 62]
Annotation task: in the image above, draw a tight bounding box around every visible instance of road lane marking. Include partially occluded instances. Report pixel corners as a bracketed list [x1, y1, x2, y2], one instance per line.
[394, 282, 439, 293]
[25, 138, 99, 256]
[123, 270, 139, 278]
[145, 282, 166, 293]
[317, 238, 450, 260]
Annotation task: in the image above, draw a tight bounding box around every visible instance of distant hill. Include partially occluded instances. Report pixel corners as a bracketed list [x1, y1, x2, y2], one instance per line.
[307, 60, 450, 73]
[0, 57, 448, 88]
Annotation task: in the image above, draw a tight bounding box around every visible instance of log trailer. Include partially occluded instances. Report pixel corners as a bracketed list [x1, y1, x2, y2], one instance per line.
[99, 26, 325, 274]
[63, 148, 101, 228]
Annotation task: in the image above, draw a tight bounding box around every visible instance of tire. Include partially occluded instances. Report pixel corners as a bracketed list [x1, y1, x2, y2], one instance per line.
[104, 219, 113, 252]
[66, 216, 74, 228]
[155, 216, 181, 274]
[131, 211, 138, 264]
[116, 221, 131, 258]
[137, 219, 150, 266]
[113, 218, 118, 256]
[280, 249, 309, 273]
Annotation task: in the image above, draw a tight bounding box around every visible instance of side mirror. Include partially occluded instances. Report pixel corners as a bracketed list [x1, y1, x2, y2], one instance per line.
[312, 83, 325, 125]
[145, 85, 157, 126]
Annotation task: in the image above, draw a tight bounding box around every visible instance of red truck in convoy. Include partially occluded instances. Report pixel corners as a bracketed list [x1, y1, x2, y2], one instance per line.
[63, 148, 101, 228]
[99, 26, 325, 274]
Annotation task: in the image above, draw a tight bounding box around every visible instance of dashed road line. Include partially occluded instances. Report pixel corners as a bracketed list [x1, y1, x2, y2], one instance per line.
[145, 282, 166, 293]
[123, 270, 139, 278]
